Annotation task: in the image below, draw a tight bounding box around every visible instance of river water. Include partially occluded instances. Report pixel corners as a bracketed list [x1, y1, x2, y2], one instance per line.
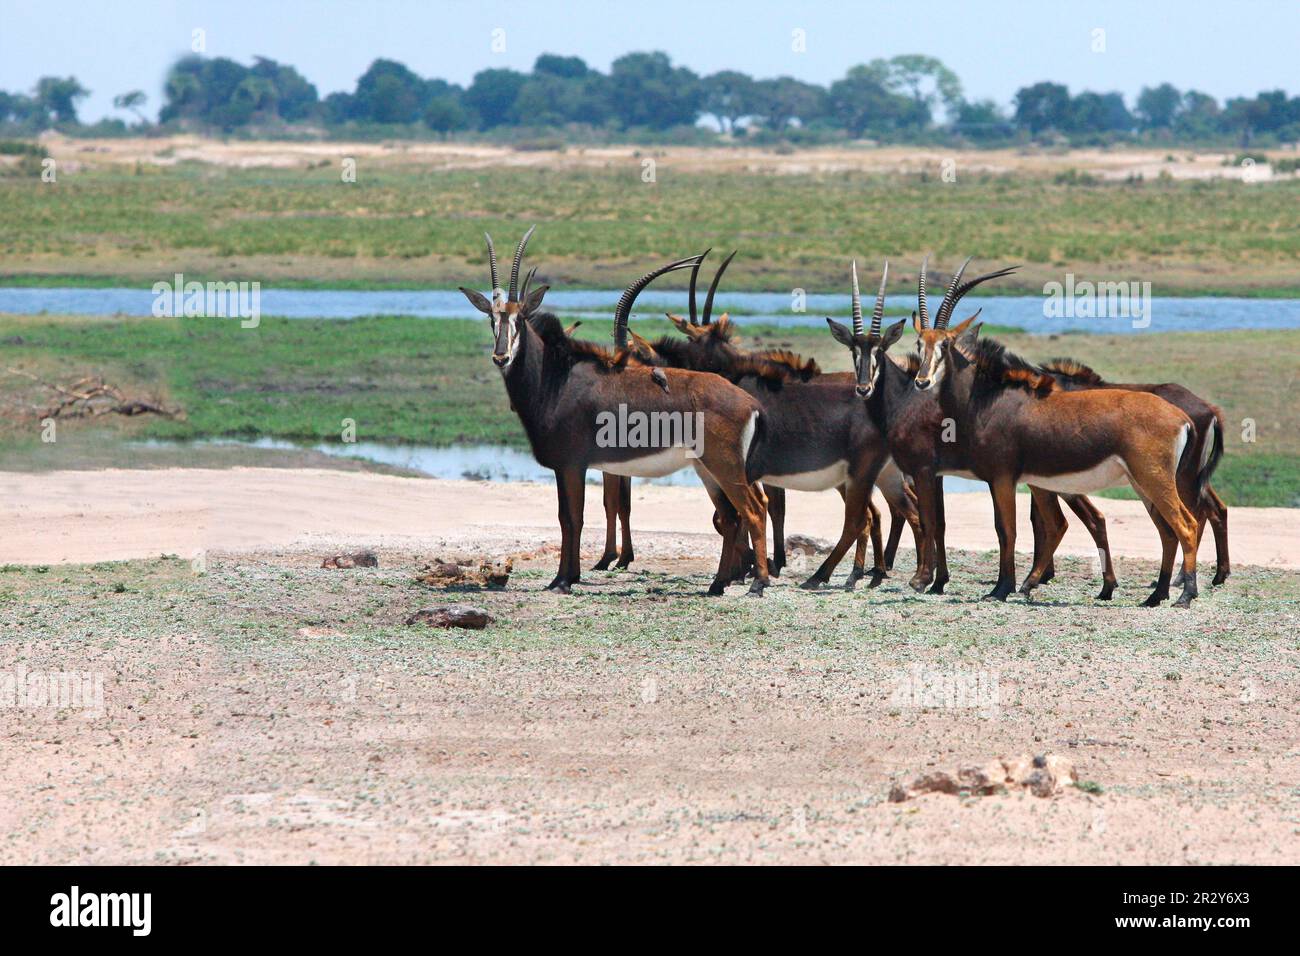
[3, 287, 1297, 333]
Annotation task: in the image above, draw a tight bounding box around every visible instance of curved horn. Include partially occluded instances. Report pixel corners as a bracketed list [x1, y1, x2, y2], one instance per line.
[688, 248, 711, 325]
[614, 253, 706, 349]
[934, 256, 972, 330]
[508, 224, 536, 302]
[917, 255, 930, 329]
[935, 264, 1019, 329]
[484, 233, 501, 300]
[871, 260, 889, 335]
[850, 260, 863, 335]
[701, 250, 736, 325]
[520, 265, 537, 303]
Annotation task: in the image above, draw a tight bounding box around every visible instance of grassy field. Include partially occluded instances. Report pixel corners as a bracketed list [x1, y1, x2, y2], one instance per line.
[1, 311, 1295, 506]
[2, 160, 1299, 295]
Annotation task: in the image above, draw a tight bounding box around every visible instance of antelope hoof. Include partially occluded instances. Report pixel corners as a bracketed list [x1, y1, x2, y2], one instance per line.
[1172, 594, 1195, 608]
[1141, 590, 1168, 608]
[591, 555, 615, 571]
[546, 581, 572, 595]
[908, 576, 930, 593]
[615, 551, 634, 569]
[867, 570, 887, 590]
[747, 577, 769, 597]
[1097, 582, 1116, 601]
[982, 585, 1011, 602]
[707, 578, 727, 597]
[1018, 579, 1038, 596]
[927, 578, 948, 595]
[1040, 565, 1056, 585]
[799, 576, 825, 591]
[1211, 569, 1229, 587]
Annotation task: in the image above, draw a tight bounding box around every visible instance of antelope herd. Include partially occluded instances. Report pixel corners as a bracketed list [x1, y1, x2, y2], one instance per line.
[460, 228, 1227, 607]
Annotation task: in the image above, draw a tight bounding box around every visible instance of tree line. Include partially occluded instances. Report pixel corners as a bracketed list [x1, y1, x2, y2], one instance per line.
[2, 52, 1297, 147]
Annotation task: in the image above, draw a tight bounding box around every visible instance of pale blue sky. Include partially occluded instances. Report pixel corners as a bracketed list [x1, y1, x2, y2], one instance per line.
[1, 0, 1296, 122]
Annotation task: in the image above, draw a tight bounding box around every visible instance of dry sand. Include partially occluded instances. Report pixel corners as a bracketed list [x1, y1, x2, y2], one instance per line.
[41, 133, 1299, 181]
[2, 468, 1297, 865]
[0, 467, 1295, 569]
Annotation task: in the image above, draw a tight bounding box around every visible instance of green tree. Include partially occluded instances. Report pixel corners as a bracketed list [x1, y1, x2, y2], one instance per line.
[702, 70, 754, 133]
[1135, 83, 1181, 130]
[1013, 82, 1071, 134]
[424, 96, 468, 133]
[465, 68, 528, 128]
[750, 76, 825, 131]
[608, 52, 701, 129]
[35, 76, 89, 124]
[112, 90, 149, 124]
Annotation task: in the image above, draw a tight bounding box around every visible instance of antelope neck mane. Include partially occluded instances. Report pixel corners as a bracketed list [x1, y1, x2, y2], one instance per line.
[529, 313, 629, 370]
[1041, 357, 1105, 385]
[971, 338, 1055, 396]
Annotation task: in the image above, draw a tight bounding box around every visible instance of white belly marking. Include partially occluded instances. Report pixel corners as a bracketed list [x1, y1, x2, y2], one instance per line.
[1023, 456, 1128, 494]
[593, 448, 692, 478]
[761, 460, 849, 492]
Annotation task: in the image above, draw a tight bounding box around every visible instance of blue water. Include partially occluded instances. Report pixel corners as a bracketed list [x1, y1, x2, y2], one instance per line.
[133, 437, 991, 493]
[3, 287, 1297, 334]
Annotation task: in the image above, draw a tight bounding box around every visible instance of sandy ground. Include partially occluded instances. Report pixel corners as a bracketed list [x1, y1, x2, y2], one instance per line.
[40, 134, 1300, 181]
[0, 467, 1295, 569]
[1, 468, 1297, 865]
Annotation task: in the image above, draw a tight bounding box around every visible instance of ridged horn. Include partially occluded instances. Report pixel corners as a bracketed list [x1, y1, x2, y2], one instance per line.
[917, 255, 930, 329]
[934, 256, 972, 330]
[935, 264, 1019, 329]
[871, 260, 889, 335]
[701, 250, 736, 325]
[484, 233, 501, 301]
[507, 224, 536, 302]
[613, 253, 706, 349]
[850, 260, 863, 335]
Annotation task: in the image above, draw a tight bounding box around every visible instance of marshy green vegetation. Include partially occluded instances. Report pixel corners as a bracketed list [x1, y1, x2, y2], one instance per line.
[2, 162, 1298, 295]
[1, 312, 1294, 506]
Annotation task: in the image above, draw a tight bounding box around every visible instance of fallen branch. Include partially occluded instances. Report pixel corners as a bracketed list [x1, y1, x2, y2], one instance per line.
[3, 367, 184, 420]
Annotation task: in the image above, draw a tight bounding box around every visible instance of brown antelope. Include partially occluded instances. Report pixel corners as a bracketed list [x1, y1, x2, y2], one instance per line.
[655, 251, 923, 580]
[1037, 358, 1228, 587]
[628, 251, 921, 590]
[828, 258, 1120, 598]
[459, 229, 773, 596]
[924, 323, 1210, 607]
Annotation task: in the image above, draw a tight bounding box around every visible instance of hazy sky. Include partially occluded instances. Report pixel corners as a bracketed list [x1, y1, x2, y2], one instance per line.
[2, 0, 1296, 122]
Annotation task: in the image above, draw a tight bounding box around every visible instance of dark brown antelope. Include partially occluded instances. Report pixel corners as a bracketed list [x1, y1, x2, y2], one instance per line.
[1037, 358, 1228, 586]
[629, 252, 921, 590]
[926, 325, 1210, 606]
[828, 258, 1119, 598]
[459, 229, 773, 595]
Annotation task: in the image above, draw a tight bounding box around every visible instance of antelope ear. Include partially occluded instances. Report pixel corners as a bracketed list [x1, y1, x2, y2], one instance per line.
[825, 317, 855, 348]
[459, 287, 493, 315]
[666, 312, 692, 334]
[881, 318, 906, 349]
[911, 310, 923, 334]
[957, 322, 983, 350]
[950, 309, 982, 336]
[563, 320, 582, 336]
[521, 284, 549, 315]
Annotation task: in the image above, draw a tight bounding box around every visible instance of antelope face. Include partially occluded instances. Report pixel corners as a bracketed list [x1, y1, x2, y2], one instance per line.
[459, 285, 548, 373]
[912, 324, 951, 391]
[827, 317, 903, 399]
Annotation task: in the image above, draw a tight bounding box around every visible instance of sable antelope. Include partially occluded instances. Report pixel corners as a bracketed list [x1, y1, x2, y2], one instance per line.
[1038, 358, 1229, 586]
[828, 258, 1119, 598]
[924, 324, 1210, 607]
[655, 251, 924, 578]
[459, 229, 773, 596]
[628, 251, 919, 590]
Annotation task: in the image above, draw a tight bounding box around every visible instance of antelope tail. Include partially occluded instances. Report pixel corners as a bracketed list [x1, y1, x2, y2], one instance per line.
[1197, 418, 1224, 504]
